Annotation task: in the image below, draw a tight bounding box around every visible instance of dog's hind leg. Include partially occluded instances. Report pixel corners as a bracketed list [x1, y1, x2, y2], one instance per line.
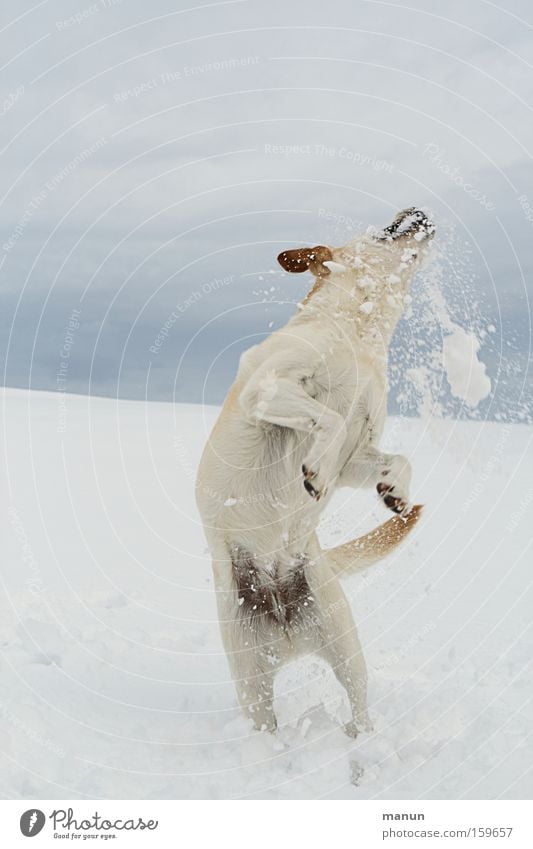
[319, 637, 371, 738]
[209, 539, 281, 732]
[229, 639, 278, 733]
[220, 603, 281, 732]
[305, 548, 371, 736]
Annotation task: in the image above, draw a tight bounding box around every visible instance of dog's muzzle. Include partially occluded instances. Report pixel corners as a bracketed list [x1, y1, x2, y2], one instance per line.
[376, 207, 435, 242]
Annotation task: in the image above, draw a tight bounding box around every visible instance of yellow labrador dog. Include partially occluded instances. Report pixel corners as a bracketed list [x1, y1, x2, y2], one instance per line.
[196, 208, 434, 736]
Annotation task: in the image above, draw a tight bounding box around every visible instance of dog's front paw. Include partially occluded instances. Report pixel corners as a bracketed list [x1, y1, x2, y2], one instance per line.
[377, 455, 411, 514]
[302, 463, 326, 501]
[302, 422, 345, 501]
[377, 481, 408, 513]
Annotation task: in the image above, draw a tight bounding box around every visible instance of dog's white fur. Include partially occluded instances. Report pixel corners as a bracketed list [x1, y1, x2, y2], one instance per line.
[196, 209, 434, 735]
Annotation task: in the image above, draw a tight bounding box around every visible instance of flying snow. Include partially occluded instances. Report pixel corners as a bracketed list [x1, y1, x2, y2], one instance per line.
[442, 323, 492, 407]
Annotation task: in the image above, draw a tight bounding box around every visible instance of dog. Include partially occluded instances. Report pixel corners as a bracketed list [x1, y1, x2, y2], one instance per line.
[196, 208, 435, 736]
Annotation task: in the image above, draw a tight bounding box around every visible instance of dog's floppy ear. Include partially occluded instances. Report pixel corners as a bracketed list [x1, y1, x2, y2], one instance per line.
[277, 245, 333, 277]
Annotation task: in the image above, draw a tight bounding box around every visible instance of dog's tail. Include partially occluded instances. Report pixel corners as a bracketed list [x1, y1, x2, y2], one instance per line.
[323, 504, 423, 576]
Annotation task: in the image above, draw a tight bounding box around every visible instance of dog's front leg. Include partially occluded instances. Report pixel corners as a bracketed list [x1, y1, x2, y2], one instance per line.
[339, 446, 412, 514]
[240, 372, 347, 501]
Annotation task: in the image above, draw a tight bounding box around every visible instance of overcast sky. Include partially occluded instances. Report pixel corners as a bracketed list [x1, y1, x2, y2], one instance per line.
[1, 0, 532, 420]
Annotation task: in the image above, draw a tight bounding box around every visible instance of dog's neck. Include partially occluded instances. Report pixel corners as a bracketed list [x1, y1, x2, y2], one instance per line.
[290, 236, 431, 350]
[292, 268, 413, 350]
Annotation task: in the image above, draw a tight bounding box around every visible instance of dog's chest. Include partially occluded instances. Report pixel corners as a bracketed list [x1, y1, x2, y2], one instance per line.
[307, 352, 387, 461]
[308, 349, 383, 418]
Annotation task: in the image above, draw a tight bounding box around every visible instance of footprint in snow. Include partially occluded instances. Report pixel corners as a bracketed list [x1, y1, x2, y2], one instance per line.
[349, 759, 365, 786]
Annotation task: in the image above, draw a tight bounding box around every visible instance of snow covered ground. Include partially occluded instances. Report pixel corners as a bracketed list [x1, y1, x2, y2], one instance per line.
[1, 388, 532, 799]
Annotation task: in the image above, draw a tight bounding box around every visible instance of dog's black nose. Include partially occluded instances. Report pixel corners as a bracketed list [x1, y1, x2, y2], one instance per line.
[379, 208, 435, 241]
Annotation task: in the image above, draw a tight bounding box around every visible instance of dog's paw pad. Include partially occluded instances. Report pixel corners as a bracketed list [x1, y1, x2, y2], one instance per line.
[377, 482, 407, 514]
[302, 464, 326, 500]
[303, 478, 322, 500]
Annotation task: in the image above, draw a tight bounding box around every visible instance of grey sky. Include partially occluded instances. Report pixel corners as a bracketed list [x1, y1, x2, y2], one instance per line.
[1, 0, 532, 419]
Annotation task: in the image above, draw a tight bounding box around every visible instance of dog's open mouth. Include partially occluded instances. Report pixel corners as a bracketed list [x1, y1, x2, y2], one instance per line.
[377, 207, 435, 242]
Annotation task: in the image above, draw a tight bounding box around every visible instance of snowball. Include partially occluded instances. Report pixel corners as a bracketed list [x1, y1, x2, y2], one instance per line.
[442, 324, 491, 407]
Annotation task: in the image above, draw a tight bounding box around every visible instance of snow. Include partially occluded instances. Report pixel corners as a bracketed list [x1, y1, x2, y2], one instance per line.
[323, 260, 349, 273]
[443, 324, 492, 407]
[397, 246, 503, 421]
[2, 388, 532, 800]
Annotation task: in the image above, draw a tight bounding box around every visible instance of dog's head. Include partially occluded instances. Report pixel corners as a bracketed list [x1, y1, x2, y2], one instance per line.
[372, 207, 435, 244]
[277, 208, 435, 297]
